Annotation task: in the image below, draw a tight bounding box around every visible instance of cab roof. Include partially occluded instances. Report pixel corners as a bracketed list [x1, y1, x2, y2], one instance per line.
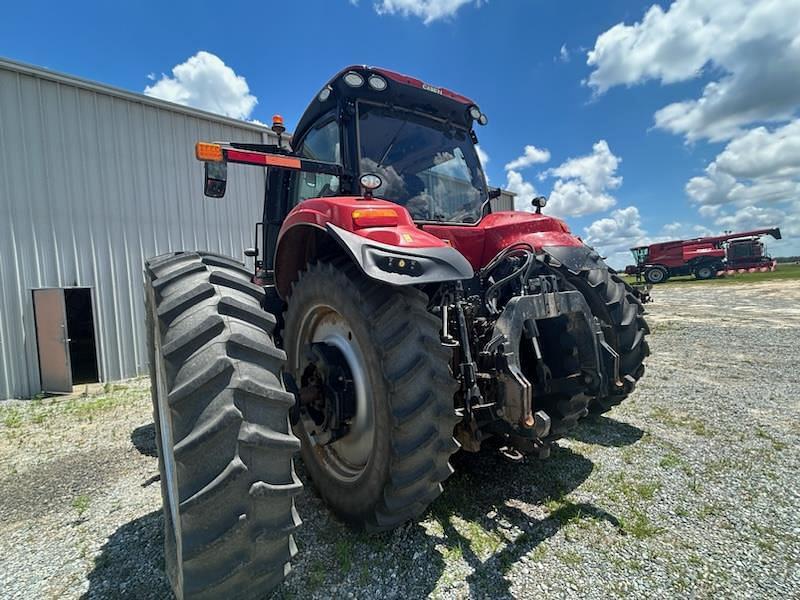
[292, 65, 482, 146]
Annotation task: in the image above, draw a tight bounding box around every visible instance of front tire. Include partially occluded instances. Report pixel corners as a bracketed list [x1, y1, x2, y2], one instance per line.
[644, 266, 669, 284]
[145, 252, 301, 600]
[284, 261, 459, 531]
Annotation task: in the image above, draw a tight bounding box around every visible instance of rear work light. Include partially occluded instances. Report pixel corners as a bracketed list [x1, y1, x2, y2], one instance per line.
[368, 74, 388, 91]
[196, 142, 223, 162]
[343, 71, 365, 87]
[352, 208, 398, 228]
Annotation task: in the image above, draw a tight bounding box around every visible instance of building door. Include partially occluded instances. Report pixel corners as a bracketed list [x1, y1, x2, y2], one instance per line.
[33, 288, 73, 393]
[33, 287, 100, 394]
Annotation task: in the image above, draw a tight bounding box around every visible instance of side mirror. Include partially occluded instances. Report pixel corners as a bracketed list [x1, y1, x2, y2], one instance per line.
[204, 161, 227, 198]
[488, 188, 502, 199]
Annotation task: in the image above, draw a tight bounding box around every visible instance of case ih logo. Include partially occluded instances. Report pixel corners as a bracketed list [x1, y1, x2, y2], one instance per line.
[422, 83, 442, 95]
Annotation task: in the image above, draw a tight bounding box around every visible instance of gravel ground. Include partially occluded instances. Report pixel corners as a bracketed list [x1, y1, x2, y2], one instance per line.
[1, 279, 799, 599]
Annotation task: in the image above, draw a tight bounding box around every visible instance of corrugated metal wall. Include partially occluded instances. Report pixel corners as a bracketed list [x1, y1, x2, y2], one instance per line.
[0, 59, 273, 399]
[492, 191, 515, 212]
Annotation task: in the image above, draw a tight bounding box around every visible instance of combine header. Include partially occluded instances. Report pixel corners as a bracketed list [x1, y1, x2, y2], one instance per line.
[625, 227, 782, 284]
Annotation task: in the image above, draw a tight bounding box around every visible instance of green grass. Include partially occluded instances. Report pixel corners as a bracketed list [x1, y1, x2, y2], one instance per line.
[72, 494, 90, 518]
[659, 452, 682, 468]
[307, 560, 326, 590]
[0, 380, 147, 431]
[621, 510, 664, 539]
[623, 263, 800, 286]
[334, 538, 353, 573]
[455, 518, 504, 558]
[2, 408, 22, 428]
[557, 549, 583, 566]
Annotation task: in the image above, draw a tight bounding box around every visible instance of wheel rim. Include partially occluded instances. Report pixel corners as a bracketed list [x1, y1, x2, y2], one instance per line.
[698, 267, 712, 278]
[292, 303, 374, 483]
[648, 269, 665, 283]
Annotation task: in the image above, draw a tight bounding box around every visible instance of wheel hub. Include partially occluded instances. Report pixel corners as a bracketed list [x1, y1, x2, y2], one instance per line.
[292, 304, 375, 482]
[299, 342, 357, 445]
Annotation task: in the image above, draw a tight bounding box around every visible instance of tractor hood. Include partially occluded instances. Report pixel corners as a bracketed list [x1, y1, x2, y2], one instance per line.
[422, 211, 584, 271]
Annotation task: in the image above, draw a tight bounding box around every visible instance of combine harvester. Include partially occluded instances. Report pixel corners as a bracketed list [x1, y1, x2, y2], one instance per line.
[625, 227, 782, 284]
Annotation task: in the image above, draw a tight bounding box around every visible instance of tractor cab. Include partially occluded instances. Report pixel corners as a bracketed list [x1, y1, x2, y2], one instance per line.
[289, 66, 491, 225]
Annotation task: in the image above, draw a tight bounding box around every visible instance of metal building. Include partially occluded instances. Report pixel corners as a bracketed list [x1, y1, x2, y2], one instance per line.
[0, 58, 516, 400]
[0, 58, 275, 399]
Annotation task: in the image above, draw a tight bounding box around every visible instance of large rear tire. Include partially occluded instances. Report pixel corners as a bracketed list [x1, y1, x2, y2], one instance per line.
[564, 267, 650, 414]
[145, 252, 301, 600]
[283, 261, 460, 531]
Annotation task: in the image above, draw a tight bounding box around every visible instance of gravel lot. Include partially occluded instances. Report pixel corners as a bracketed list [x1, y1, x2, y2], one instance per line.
[2, 279, 799, 599]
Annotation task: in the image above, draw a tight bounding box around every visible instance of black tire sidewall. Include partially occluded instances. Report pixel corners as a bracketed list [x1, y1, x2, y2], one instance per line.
[695, 265, 715, 279]
[646, 267, 667, 284]
[144, 282, 180, 591]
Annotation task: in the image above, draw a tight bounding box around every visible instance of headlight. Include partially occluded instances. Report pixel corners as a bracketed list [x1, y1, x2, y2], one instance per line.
[375, 255, 423, 276]
[469, 106, 481, 120]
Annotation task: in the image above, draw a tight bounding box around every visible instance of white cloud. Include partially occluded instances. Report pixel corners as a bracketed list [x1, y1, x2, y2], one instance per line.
[659, 221, 712, 240]
[587, 0, 800, 142]
[475, 145, 490, 183]
[475, 145, 489, 167]
[685, 119, 800, 250]
[373, 0, 482, 24]
[144, 51, 257, 120]
[542, 140, 622, 217]
[583, 206, 650, 268]
[504, 145, 551, 170]
[545, 140, 621, 191]
[558, 44, 570, 63]
[714, 204, 785, 232]
[714, 120, 800, 180]
[661, 222, 685, 238]
[505, 170, 539, 211]
[585, 206, 645, 247]
[686, 119, 800, 208]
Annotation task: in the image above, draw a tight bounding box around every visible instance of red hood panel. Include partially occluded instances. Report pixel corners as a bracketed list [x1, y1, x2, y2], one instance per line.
[423, 211, 583, 270]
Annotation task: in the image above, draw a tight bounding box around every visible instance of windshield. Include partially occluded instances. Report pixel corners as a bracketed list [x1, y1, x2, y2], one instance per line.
[357, 102, 488, 223]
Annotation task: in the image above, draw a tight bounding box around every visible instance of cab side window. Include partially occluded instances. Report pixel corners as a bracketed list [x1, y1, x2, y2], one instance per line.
[293, 116, 341, 204]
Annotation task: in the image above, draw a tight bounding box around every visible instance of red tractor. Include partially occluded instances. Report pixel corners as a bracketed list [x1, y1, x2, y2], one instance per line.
[144, 66, 650, 599]
[625, 228, 782, 284]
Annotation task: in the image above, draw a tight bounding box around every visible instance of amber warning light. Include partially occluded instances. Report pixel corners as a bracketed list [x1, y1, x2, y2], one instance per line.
[196, 142, 223, 162]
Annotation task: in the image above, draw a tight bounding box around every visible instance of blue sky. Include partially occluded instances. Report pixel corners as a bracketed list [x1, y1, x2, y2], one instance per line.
[2, 0, 798, 266]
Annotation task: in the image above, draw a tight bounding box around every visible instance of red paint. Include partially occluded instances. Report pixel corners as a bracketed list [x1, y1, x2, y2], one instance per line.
[372, 67, 475, 105]
[278, 197, 449, 250]
[423, 211, 583, 270]
[226, 149, 301, 169]
[278, 200, 586, 272]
